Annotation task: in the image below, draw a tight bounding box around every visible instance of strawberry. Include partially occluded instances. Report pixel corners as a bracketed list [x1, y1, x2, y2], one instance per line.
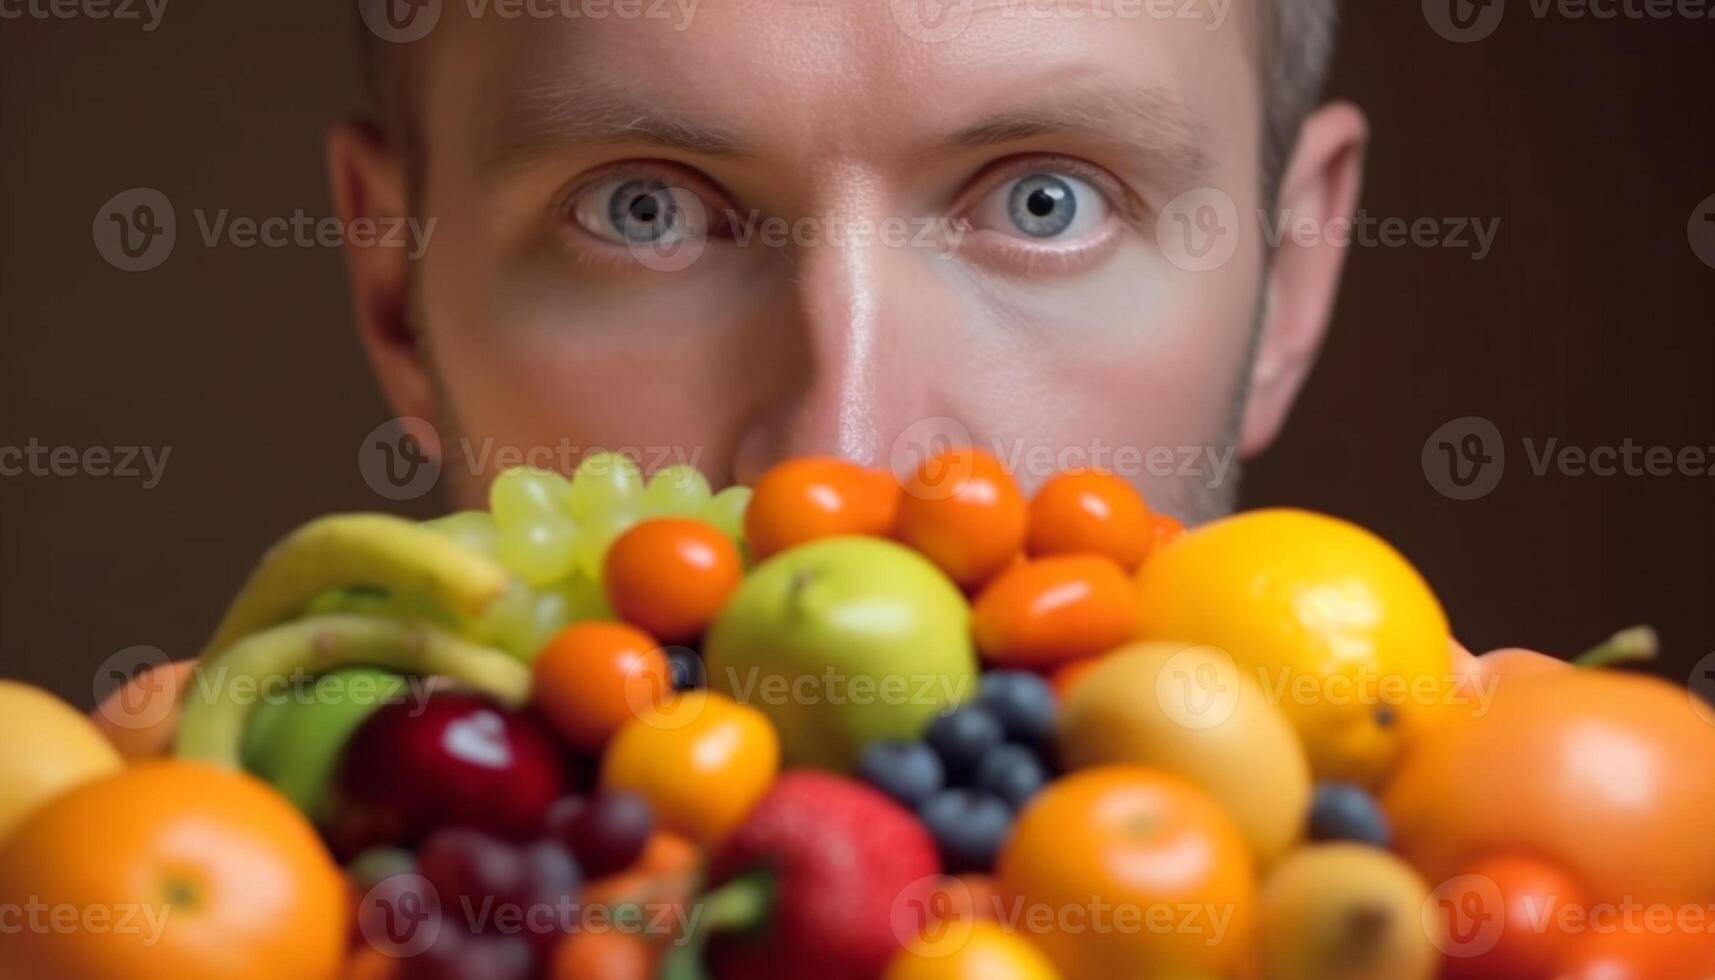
[700, 772, 939, 980]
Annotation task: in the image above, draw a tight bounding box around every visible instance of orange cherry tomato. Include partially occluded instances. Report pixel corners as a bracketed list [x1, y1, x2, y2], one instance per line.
[1554, 927, 1715, 980]
[533, 622, 673, 752]
[602, 691, 780, 846]
[1436, 854, 1589, 980]
[604, 518, 742, 643]
[895, 447, 1027, 590]
[973, 555, 1139, 669]
[997, 766, 1254, 977]
[744, 457, 900, 560]
[1026, 470, 1152, 571]
[549, 929, 657, 980]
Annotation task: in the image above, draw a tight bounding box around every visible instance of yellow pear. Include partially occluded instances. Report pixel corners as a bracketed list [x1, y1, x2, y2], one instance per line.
[1058, 642, 1310, 865]
[1254, 844, 1438, 980]
[0, 681, 123, 842]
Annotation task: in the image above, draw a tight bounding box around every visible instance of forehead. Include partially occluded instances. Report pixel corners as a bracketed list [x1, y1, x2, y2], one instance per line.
[420, 0, 1263, 177]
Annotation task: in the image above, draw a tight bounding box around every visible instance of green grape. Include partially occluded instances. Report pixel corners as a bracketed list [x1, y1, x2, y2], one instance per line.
[489, 466, 573, 530]
[424, 510, 501, 560]
[642, 464, 713, 516]
[702, 485, 753, 542]
[570, 511, 636, 579]
[515, 587, 572, 661]
[556, 570, 614, 623]
[496, 514, 579, 586]
[467, 583, 539, 659]
[567, 451, 644, 522]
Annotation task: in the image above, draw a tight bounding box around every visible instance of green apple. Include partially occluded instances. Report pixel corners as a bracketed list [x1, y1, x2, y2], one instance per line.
[241, 667, 409, 823]
[704, 536, 976, 771]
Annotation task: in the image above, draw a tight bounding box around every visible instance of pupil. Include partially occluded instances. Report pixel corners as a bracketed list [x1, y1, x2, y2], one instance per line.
[1028, 189, 1057, 217]
[630, 196, 660, 224]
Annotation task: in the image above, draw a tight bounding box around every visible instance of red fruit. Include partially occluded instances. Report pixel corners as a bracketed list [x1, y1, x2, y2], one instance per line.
[702, 772, 939, 980]
[329, 693, 567, 856]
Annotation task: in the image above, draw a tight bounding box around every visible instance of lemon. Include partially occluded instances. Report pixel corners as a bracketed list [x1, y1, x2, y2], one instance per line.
[0, 681, 123, 842]
[1135, 509, 1452, 787]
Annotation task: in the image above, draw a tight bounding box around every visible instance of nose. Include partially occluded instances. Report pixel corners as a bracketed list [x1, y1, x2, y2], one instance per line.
[731, 212, 947, 485]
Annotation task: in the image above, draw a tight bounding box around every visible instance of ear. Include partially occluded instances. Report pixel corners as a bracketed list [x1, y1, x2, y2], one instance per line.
[327, 120, 436, 428]
[1238, 101, 1369, 457]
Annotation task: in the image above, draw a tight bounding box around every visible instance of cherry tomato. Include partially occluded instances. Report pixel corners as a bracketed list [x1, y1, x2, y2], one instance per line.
[533, 622, 672, 752]
[895, 447, 1027, 590]
[602, 691, 779, 846]
[744, 458, 899, 560]
[1436, 854, 1589, 980]
[1026, 470, 1152, 570]
[973, 555, 1139, 669]
[604, 518, 742, 643]
[549, 929, 656, 980]
[1554, 927, 1715, 980]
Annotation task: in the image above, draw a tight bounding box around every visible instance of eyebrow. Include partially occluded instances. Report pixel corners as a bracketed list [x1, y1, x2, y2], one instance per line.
[935, 83, 1214, 189]
[482, 78, 750, 176]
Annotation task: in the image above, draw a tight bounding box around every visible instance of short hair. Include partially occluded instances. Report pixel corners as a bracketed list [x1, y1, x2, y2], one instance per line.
[356, 0, 1340, 200]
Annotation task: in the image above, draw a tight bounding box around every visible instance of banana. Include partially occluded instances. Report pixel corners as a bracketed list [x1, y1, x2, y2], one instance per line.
[175, 613, 531, 768]
[195, 514, 510, 664]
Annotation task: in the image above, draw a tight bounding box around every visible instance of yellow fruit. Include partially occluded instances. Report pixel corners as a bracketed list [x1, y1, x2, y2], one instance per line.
[1058, 642, 1311, 866]
[1253, 844, 1438, 980]
[0, 681, 122, 842]
[1135, 510, 1452, 786]
[884, 921, 1062, 980]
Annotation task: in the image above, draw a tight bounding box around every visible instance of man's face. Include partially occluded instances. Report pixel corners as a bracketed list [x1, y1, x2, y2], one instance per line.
[375, 0, 1311, 518]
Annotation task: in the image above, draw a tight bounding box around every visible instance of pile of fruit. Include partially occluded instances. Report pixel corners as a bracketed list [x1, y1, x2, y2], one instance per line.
[2, 449, 1713, 980]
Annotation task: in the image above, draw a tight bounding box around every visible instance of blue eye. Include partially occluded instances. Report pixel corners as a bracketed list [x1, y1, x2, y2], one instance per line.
[971, 171, 1109, 242]
[571, 177, 708, 246]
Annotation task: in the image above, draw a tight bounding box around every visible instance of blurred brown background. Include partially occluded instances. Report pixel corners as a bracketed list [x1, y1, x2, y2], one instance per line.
[2, 2, 1711, 705]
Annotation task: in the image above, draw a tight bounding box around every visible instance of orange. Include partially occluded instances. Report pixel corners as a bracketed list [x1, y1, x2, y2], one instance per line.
[744, 457, 899, 560]
[996, 766, 1255, 977]
[894, 447, 1027, 590]
[1554, 927, 1715, 980]
[1385, 669, 1715, 906]
[533, 621, 673, 752]
[1026, 470, 1152, 571]
[604, 518, 743, 643]
[0, 761, 348, 980]
[973, 555, 1138, 669]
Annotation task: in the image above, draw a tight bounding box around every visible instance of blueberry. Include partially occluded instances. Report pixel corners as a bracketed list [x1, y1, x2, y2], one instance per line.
[1308, 783, 1391, 847]
[664, 647, 706, 691]
[919, 789, 1013, 874]
[972, 743, 1049, 810]
[976, 671, 1059, 746]
[857, 740, 946, 810]
[925, 707, 1006, 782]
